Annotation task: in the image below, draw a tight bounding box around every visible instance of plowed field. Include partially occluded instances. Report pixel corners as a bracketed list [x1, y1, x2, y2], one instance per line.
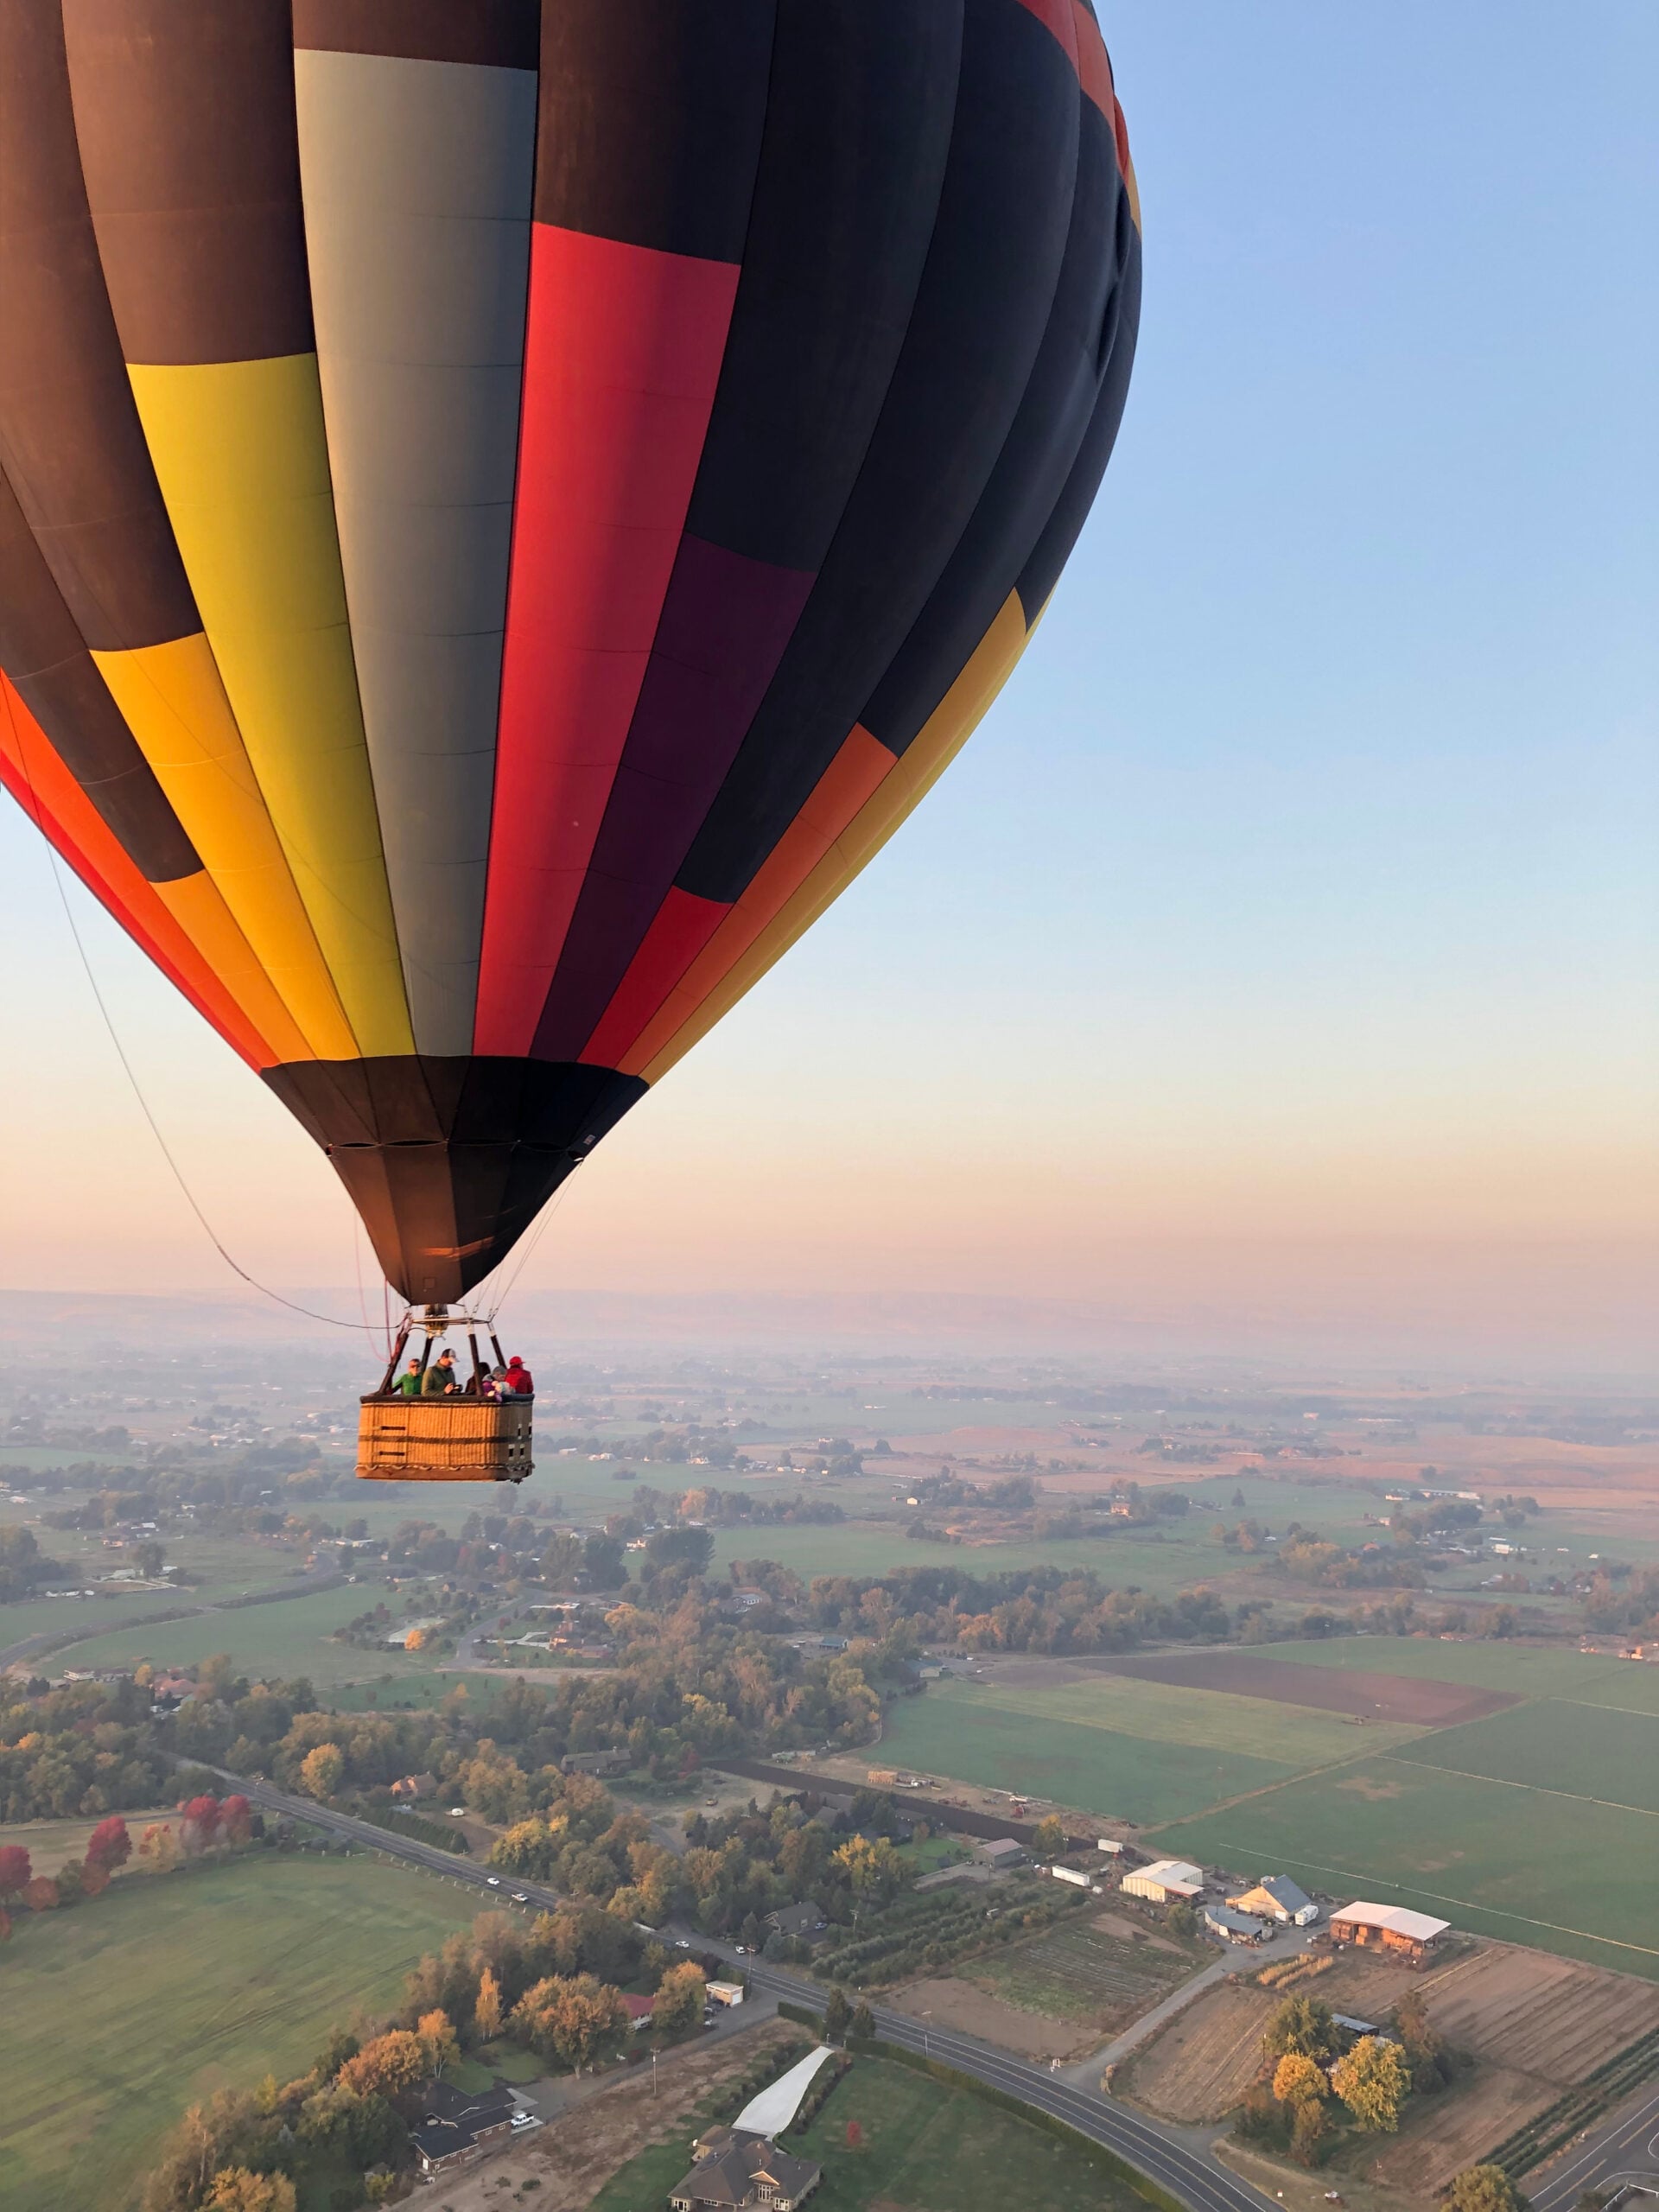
[1092, 1650, 1520, 1726]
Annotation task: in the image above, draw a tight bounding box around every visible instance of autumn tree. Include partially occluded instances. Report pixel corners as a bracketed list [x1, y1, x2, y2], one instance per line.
[474, 1966, 504, 2042]
[1290, 2097, 1330, 2166]
[179, 1796, 221, 1855]
[139, 1822, 181, 1873]
[650, 1962, 705, 2038]
[1032, 1815, 1066, 1856]
[416, 2009, 459, 2074]
[510, 1974, 628, 2072]
[203, 2170, 296, 2212]
[219, 1796, 254, 1847]
[1395, 1990, 1450, 2092]
[833, 1834, 900, 1905]
[0, 1844, 31, 1898]
[86, 1815, 133, 1874]
[299, 1745, 345, 1801]
[823, 1986, 852, 2043]
[1332, 2036, 1410, 2133]
[23, 1875, 59, 1910]
[1443, 2168, 1530, 2212]
[1263, 1996, 1338, 2064]
[1273, 2053, 1329, 2108]
[338, 2029, 430, 2102]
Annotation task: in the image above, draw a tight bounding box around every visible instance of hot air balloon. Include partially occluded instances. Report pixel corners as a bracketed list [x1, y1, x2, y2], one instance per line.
[0, 0, 1141, 1479]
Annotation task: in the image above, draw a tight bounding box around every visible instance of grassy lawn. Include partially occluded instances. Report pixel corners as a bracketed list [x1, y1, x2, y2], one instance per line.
[1154, 1753, 1659, 1978]
[588, 2051, 1146, 2212]
[38, 1583, 442, 1688]
[0, 1853, 487, 2212]
[878, 1688, 1298, 1824]
[943, 1671, 1426, 1765]
[325, 1671, 512, 1713]
[894, 1834, 969, 1874]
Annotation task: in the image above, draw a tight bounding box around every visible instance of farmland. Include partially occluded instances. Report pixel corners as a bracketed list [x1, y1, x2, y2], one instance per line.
[31, 1581, 441, 1688]
[968, 1912, 1203, 2032]
[0, 1852, 490, 2212]
[1155, 1752, 1659, 1975]
[1399, 1698, 1659, 1812]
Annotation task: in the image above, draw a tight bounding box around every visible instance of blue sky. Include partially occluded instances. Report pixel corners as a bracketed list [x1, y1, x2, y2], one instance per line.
[2, 2, 1653, 1333]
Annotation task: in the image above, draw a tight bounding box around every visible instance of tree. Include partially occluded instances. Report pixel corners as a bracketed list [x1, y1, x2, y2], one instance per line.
[133, 1540, 166, 1578]
[833, 1834, 900, 1905]
[203, 2171, 296, 2212]
[511, 1974, 629, 2072]
[1263, 1996, 1338, 2063]
[179, 1796, 222, 1855]
[139, 1822, 181, 1873]
[1032, 1815, 1066, 1857]
[219, 1796, 253, 1847]
[1166, 1901, 1199, 1938]
[80, 1859, 111, 1898]
[86, 1815, 133, 1874]
[1332, 2036, 1410, 2133]
[338, 2029, 430, 2102]
[582, 1532, 627, 1588]
[416, 2009, 459, 2073]
[299, 1745, 345, 1802]
[651, 1963, 706, 2038]
[1396, 1989, 1449, 2091]
[1289, 2097, 1329, 2166]
[55, 1859, 86, 1906]
[851, 2002, 875, 2041]
[1442, 2168, 1530, 2212]
[1273, 2053, 1330, 2108]
[824, 1986, 852, 2044]
[474, 1966, 503, 2042]
[22, 1874, 59, 1910]
[0, 1844, 30, 1898]
[644, 1526, 715, 1577]
[541, 1531, 586, 1586]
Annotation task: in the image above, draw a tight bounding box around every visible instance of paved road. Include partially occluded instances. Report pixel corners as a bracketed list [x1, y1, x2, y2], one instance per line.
[1529, 2080, 1659, 2212]
[197, 1763, 1274, 2212]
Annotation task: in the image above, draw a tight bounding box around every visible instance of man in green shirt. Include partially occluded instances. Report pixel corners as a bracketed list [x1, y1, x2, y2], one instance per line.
[394, 1357, 423, 1397]
[423, 1348, 460, 1395]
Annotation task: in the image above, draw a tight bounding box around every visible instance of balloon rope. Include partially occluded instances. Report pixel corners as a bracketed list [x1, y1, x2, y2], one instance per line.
[22, 799, 378, 1334]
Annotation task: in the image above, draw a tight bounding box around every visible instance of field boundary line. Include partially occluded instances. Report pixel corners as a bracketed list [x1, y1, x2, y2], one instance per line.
[1147, 1841, 1659, 1963]
[1384, 1753, 1659, 1822]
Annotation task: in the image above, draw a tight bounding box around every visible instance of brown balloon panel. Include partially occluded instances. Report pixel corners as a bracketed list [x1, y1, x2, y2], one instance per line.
[0, 0, 1141, 1312]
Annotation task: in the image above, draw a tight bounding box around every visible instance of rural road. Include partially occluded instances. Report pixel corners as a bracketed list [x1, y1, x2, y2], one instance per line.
[189, 1763, 1277, 2212]
[1528, 2080, 1659, 2212]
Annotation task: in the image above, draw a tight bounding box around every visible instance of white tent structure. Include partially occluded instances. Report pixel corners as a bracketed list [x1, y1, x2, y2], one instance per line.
[733, 2046, 837, 2139]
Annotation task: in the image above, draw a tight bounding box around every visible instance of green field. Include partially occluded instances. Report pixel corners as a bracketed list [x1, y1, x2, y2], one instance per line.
[0, 1853, 492, 2212]
[1155, 1752, 1659, 1978]
[1570, 1663, 1659, 1716]
[588, 2050, 1147, 2212]
[949, 1671, 1425, 1766]
[38, 1583, 439, 1688]
[877, 1684, 1300, 1825]
[1251, 1637, 1617, 1694]
[1397, 1697, 1659, 1810]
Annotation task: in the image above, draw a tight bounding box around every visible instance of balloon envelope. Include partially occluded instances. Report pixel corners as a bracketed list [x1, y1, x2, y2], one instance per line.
[0, 0, 1141, 1301]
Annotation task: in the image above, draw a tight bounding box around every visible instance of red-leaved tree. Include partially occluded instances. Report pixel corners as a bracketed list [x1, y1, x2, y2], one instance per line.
[219, 1795, 253, 1846]
[179, 1796, 221, 1856]
[0, 1844, 30, 1899]
[22, 1876, 58, 1911]
[86, 1815, 132, 1874]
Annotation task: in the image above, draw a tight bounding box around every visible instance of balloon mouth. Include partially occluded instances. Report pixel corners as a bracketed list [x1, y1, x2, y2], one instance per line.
[262, 1055, 645, 1302]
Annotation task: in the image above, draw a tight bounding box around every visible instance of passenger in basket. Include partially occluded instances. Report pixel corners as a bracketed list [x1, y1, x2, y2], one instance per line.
[394, 1357, 423, 1397]
[499, 1356, 534, 1397]
[423, 1348, 461, 1395]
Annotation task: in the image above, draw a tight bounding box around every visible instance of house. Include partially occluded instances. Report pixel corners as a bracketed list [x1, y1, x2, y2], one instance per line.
[620, 1993, 656, 2033]
[408, 2080, 518, 2176]
[817, 1637, 848, 1653]
[1205, 1903, 1268, 1945]
[979, 1838, 1027, 1871]
[1330, 1903, 1449, 1962]
[668, 2136, 822, 2211]
[766, 1902, 828, 1943]
[728, 1588, 769, 1611]
[1121, 1858, 1205, 1904]
[391, 1772, 437, 1800]
[1228, 1875, 1319, 1926]
[560, 1748, 632, 1777]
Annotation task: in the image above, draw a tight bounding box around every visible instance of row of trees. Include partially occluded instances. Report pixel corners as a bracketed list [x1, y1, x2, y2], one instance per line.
[0, 1795, 255, 1934]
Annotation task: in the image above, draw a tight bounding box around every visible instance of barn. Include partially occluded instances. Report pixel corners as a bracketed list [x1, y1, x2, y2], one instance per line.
[1330, 1902, 1449, 1962]
[1121, 1858, 1205, 1904]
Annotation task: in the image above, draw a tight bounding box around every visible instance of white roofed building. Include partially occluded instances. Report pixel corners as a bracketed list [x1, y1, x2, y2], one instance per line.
[1121, 1858, 1205, 1904]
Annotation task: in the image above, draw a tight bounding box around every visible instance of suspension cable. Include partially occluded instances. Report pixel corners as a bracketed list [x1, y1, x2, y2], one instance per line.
[16, 773, 380, 1334]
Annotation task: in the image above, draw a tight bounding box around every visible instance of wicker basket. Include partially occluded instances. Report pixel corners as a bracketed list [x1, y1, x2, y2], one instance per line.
[357, 1395, 533, 1483]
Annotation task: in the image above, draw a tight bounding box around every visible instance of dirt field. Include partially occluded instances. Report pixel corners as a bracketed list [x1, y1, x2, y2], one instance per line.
[967, 1917, 1200, 2042]
[1367, 2066, 1560, 2194]
[427, 2018, 802, 2212]
[1126, 1937, 1659, 2189]
[886, 1974, 1083, 2061]
[1117, 1981, 1279, 2122]
[1089, 1650, 1520, 1726]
